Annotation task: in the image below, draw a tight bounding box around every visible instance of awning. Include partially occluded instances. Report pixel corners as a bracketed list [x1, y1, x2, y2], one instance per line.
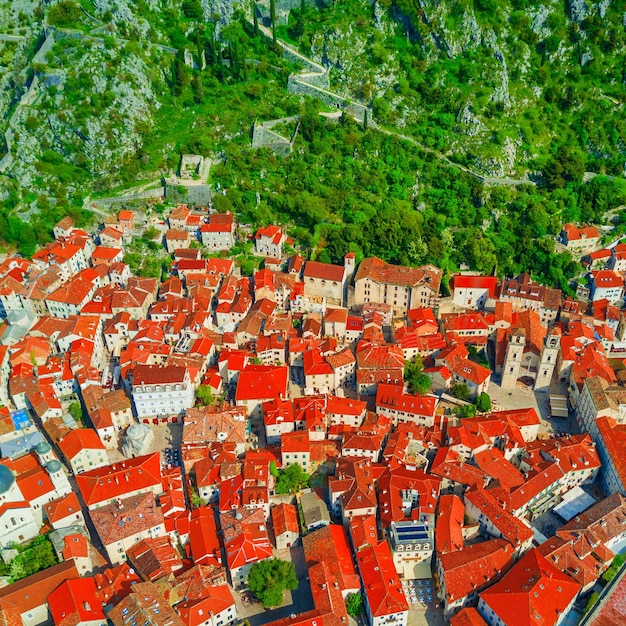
[550, 394, 569, 417]
[553, 486, 596, 521]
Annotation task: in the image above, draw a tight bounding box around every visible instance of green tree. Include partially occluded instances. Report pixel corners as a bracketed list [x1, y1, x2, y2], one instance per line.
[404, 356, 431, 395]
[270, 0, 277, 43]
[456, 404, 477, 418]
[182, 0, 203, 20]
[143, 225, 160, 241]
[248, 559, 298, 607]
[274, 463, 310, 494]
[476, 392, 492, 413]
[192, 74, 204, 104]
[8, 559, 25, 582]
[47, 0, 82, 27]
[171, 52, 189, 97]
[451, 383, 470, 401]
[346, 593, 364, 618]
[190, 490, 204, 508]
[543, 146, 586, 189]
[196, 385, 215, 406]
[68, 401, 83, 422]
[252, 3, 259, 35]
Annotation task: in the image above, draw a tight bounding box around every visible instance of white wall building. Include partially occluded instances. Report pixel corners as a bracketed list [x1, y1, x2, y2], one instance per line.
[131, 365, 194, 418]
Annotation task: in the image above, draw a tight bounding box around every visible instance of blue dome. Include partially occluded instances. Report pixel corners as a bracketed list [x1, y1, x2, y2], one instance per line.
[35, 441, 52, 455]
[0, 465, 15, 494]
[46, 460, 62, 473]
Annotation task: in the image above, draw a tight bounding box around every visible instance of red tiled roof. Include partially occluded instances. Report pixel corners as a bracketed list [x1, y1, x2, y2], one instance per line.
[189, 506, 222, 567]
[235, 365, 288, 402]
[44, 491, 81, 524]
[133, 364, 187, 386]
[177, 585, 235, 626]
[439, 538, 514, 603]
[92, 245, 123, 260]
[435, 494, 465, 554]
[256, 225, 283, 244]
[91, 491, 164, 546]
[556, 492, 626, 553]
[272, 502, 299, 537]
[479, 548, 581, 626]
[49, 577, 106, 625]
[100, 226, 123, 240]
[93, 563, 141, 606]
[452, 274, 498, 296]
[201, 212, 234, 233]
[508, 463, 565, 512]
[219, 508, 272, 571]
[0, 560, 79, 613]
[118, 210, 135, 221]
[378, 465, 441, 527]
[281, 431, 310, 454]
[563, 223, 599, 241]
[357, 541, 409, 618]
[465, 489, 534, 548]
[450, 608, 488, 626]
[355, 257, 442, 292]
[592, 270, 623, 289]
[356, 341, 404, 370]
[76, 452, 161, 507]
[58, 428, 105, 461]
[376, 383, 437, 418]
[326, 396, 366, 417]
[303, 261, 345, 282]
[127, 536, 183, 581]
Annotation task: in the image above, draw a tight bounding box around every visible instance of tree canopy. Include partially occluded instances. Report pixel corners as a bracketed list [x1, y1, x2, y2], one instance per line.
[248, 558, 298, 607]
[345, 593, 364, 618]
[451, 383, 470, 401]
[404, 356, 432, 395]
[196, 385, 216, 406]
[476, 392, 492, 412]
[273, 463, 310, 495]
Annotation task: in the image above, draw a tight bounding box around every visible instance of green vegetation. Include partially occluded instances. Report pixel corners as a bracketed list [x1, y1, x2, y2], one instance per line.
[451, 383, 470, 401]
[0, 534, 58, 582]
[404, 356, 432, 395]
[345, 592, 365, 618]
[248, 558, 298, 607]
[455, 403, 477, 418]
[1, 0, 625, 290]
[601, 553, 626, 584]
[123, 237, 171, 279]
[47, 0, 85, 28]
[476, 392, 492, 412]
[286, 0, 626, 175]
[195, 385, 216, 406]
[270, 462, 310, 495]
[190, 488, 204, 508]
[584, 591, 600, 614]
[68, 401, 84, 424]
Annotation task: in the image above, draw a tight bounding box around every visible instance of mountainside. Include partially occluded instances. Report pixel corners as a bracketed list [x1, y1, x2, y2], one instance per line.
[276, 0, 626, 178]
[0, 0, 625, 290]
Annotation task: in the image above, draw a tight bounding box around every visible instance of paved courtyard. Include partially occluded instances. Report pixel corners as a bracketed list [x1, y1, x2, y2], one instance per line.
[105, 421, 183, 465]
[488, 378, 579, 437]
[404, 578, 445, 626]
[232, 543, 314, 626]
